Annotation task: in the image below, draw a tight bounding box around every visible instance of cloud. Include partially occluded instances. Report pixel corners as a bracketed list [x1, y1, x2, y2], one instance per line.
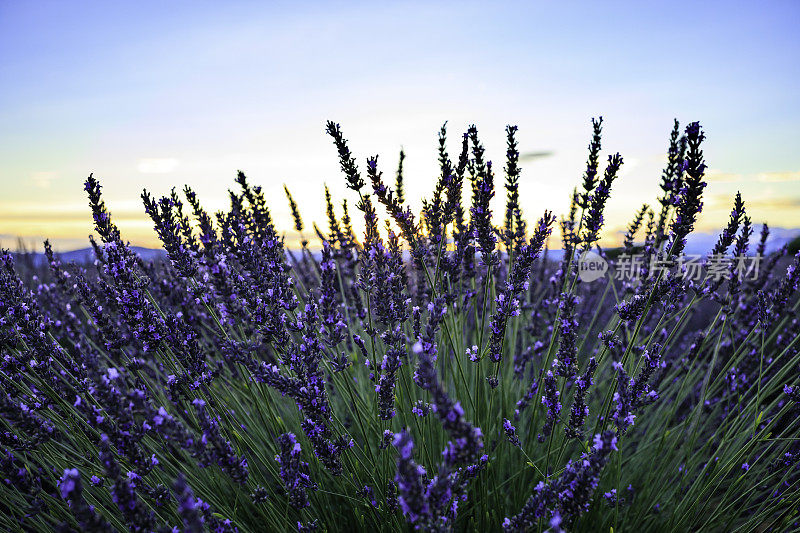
[519, 150, 554, 162]
[0, 211, 144, 222]
[137, 158, 180, 174]
[745, 197, 800, 209]
[757, 171, 800, 182]
[705, 169, 800, 183]
[31, 171, 58, 189]
[705, 169, 743, 183]
[619, 157, 640, 178]
[708, 193, 800, 211]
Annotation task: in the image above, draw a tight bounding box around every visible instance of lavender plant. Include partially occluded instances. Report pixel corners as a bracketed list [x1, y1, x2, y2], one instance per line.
[1, 118, 798, 532]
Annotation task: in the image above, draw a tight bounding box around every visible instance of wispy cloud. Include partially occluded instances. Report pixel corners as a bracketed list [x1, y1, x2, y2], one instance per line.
[708, 193, 800, 210]
[137, 158, 180, 174]
[744, 197, 800, 209]
[0, 211, 144, 222]
[519, 151, 554, 162]
[705, 169, 744, 183]
[705, 169, 800, 183]
[31, 171, 58, 189]
[757, 171, 800, 182]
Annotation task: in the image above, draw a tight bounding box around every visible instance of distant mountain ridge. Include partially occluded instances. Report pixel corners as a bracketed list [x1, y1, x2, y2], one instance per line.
[10, 226, 799, 265]
[12, 246, 167, 266]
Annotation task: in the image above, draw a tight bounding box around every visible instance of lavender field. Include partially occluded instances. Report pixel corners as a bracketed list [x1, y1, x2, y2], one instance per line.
[1, 119, 798, 532]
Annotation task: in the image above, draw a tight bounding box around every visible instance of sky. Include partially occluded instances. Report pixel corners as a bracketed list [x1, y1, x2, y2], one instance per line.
[1, 0, 799, 251]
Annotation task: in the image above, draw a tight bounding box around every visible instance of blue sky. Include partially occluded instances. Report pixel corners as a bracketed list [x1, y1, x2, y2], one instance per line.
[1, 0, 799, 249]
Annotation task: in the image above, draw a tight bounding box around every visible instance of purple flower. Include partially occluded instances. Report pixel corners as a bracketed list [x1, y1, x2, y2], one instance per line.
[275, 433, 317, 509]
[582, 153, 623, 245]
[503, 419, 521, 447]
[57, 467, 112, 530]
[175, 474, 205, 533]
[538, 370, 561, 442]
[504, 432, 617, 531]
[668, 122, 708, 257]
[393, 430, 429, 525]
[565, 358, 598, 440]
[58, 468, 79, 500]
[487, 213, 554, 362]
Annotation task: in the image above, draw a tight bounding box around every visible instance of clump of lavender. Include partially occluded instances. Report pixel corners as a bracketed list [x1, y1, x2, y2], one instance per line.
[503, 419, 521, 448]
[392, 430, 431, 526]
[174, 474, 205, 532]
[668, 121, 708, 257]
[578, 117, 604, 209]
[58, 468, 113, 531]
[275, 433, 318, 510]
[487, 212, 555, 363]
[0, 117, 797, 533]
[503, 432, 619, 531]
[565, 357, 598, 440]
[468, 125, 499, 267]
[581, 153, 624, 245]
[538, 369, 562, 442]
[503, 125, 526, 251]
